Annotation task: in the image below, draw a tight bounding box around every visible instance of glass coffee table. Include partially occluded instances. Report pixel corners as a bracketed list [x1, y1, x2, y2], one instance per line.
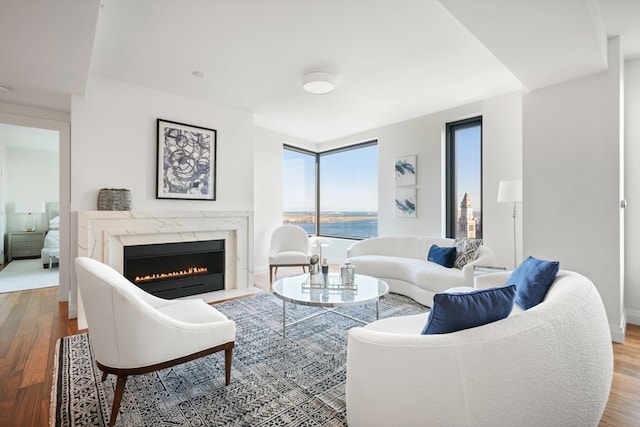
[272, 273, 389, 338]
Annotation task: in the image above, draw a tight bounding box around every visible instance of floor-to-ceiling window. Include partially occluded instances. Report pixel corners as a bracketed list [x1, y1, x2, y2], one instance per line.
[446, 117, 483, 239]
[319, 142, 377, 239]
[282, 146, 316, 234]
[282, 141, 378, 239]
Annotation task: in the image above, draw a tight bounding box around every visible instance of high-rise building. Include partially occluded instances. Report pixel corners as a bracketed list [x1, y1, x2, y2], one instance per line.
[457, 192, 476, 238]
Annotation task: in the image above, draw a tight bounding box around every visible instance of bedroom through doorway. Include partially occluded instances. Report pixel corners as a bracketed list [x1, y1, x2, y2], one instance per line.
[0, 123, 60, 293]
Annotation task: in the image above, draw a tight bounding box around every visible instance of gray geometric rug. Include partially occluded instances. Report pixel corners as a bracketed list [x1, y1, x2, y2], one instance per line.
[51, 292, 428, 426]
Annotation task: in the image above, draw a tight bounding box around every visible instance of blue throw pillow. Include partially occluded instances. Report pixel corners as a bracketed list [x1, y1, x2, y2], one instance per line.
[421, 285, 516, 335]
[427, 244, 457, 268]
[507, 256, 559, 310]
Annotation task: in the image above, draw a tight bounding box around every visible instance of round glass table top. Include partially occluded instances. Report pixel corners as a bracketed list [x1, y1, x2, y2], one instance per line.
[272, 273, 389, 308]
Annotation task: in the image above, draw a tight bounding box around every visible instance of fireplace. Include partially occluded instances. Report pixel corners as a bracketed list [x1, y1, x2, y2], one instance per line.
[123, 240, 224, 299]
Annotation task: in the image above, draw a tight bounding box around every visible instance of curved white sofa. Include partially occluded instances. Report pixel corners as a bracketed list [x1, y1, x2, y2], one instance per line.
[346, 270, 613, 427]
[346, 236, 497, 306]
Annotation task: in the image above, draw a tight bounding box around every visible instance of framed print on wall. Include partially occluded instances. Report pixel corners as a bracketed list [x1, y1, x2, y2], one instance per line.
[395, 155, 416, 186]
[395, 188, 416, 218]
[156, 119, 217, 200]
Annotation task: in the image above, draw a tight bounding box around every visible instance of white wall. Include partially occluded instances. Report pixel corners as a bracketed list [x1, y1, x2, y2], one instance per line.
[71, 75, 254, 211]
[69, 75, 256, 315]
[253, 126, 313, 272]
[5, 147, 59, 231]
[625, 58, 640, 325]
[276, 92, 524, 268]
[482, 92, 523, 269]
[522, 38, 625, 341]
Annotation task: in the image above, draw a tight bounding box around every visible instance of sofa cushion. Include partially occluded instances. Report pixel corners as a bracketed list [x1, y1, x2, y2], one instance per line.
[453, 238, 482, 269]
[427, 244, 457, 268]
[421, 284, 516, 334]
[507, 256, 559, 310]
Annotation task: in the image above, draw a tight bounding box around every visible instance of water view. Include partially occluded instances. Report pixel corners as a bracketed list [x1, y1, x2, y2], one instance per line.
[284, 211, 378, 239]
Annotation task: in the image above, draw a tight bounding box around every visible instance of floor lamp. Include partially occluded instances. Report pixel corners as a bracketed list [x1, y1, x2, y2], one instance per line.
[497, 180, 522, 269]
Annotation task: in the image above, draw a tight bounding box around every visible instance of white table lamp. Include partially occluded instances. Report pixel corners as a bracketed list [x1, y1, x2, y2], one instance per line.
[497, 180, 522, 268]
[15, 201, 46, 232]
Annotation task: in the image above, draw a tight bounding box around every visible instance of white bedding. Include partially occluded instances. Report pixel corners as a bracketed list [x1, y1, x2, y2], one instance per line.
[43, 229, 59, 248]
[41, 215, 60, 267]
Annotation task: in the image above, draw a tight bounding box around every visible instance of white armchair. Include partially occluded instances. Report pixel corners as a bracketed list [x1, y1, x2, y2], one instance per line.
[268, 224, 311, 284]
[75, 257, 236, 427]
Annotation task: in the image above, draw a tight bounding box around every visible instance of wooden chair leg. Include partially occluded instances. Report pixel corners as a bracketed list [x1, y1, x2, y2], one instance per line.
[225, 347, 233, 386]
[269, 266, 273, 285]
[109, 374, 128, 427]
[101, 371, 108, 381]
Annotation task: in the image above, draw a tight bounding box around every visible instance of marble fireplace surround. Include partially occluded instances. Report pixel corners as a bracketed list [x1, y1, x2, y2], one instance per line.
[76, 210, 255, 328]
[78, 209, 254, 287]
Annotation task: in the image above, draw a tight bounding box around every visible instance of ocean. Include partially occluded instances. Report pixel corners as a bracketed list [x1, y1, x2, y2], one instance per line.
[284, 211, 378, 239]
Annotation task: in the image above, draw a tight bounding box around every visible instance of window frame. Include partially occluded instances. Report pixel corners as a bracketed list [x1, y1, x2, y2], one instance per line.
[445, 116, 483, 239]
[282, 140, 378, 240]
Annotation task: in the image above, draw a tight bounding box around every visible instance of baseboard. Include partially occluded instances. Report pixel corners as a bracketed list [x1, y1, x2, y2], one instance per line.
[610, 310, 627, 343]
[68, 302, 77, 319]
[626, 307, 640, 326]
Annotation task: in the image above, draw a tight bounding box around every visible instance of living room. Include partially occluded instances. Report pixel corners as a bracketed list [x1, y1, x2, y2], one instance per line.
[0, 0, 639, 425]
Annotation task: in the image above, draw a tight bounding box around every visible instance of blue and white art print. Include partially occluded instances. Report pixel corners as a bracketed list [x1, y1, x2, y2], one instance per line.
[156, 119, 217, 200]
[395, 155, 417, 186]
[395, 188, 416, 218]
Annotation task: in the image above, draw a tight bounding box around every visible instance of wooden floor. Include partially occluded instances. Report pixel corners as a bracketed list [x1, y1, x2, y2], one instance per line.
[0, 281, 638, 426]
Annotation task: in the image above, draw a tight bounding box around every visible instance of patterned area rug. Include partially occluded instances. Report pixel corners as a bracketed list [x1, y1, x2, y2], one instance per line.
[51, 292, 428, 426]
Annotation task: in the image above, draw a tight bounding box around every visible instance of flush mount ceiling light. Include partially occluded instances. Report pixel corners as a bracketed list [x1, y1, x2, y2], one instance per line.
[0, 83, 10, 92]
[192, 70, 206, 78]
[303, 72, 335, 95]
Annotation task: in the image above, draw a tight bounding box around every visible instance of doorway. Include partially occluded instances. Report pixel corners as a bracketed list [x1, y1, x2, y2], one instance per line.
[0, 108, 71, 308]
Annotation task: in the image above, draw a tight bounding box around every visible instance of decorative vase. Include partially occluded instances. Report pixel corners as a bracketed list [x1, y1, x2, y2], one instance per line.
[97, 188, 132, 211]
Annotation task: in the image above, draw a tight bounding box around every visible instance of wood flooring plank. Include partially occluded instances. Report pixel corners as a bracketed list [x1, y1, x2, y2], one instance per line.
[20, 311, 55, 388]
[0, 292, 32, 359]
[12, 383, 45, 427]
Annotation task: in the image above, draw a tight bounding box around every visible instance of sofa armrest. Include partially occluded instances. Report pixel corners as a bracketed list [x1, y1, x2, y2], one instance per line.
[460, 245, 498, 285]
[474, 271, 511, 289]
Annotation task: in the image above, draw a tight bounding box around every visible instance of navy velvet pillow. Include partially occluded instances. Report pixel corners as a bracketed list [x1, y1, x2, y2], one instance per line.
[421, 285, 516, 335]
[427, 244, 457, 268]
[507, 256, 560, 310]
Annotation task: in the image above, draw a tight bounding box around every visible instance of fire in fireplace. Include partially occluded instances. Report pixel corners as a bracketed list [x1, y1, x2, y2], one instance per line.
[123, 240, 224, 299]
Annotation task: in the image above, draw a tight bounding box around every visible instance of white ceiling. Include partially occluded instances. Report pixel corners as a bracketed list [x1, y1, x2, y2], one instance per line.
[0, 0, 638, 144]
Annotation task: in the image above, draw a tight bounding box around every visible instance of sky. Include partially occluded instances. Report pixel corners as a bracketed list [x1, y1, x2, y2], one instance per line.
[283, 124, 481, 214]
[455, 125, 482, 211]
[283, 145, 378, 212]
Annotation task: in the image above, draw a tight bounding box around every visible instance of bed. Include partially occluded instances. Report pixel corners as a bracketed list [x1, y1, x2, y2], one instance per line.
[41, 213, 60, 269]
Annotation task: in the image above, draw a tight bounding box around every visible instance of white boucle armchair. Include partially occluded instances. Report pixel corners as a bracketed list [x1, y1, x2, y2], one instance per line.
[75, 257, 236, 427]
[346, 270, 613, 427]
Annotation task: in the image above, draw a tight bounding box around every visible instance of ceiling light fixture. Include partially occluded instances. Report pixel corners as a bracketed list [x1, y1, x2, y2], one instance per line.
[192, 70, 206, 78]
[0, 83, 10, 92]
[303, 72, 335, 95]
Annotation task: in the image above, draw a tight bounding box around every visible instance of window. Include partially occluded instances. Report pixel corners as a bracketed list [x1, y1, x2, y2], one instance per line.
[282, 142, 378, 239]
[319, 142, 378, 239]
[446, 117, 482, 239]
[283, 146, 316, 234]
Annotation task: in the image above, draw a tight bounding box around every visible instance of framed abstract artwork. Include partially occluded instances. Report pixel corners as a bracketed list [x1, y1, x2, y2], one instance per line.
[395, 188, 416, 218]
[395, 155, 416, 186]
[156, 119, 217, 200]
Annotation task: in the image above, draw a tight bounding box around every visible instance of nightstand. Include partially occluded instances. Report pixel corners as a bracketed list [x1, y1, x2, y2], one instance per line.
[8, 231, 45, 261]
